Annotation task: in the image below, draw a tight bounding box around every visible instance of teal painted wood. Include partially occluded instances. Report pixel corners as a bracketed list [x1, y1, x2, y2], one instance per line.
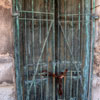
[13, 0, 23, 100]
[88, 0, 95, 100]
[82, 0, 91, 99]
[13, 0, 94, 100]
[52, 0, 56, 100]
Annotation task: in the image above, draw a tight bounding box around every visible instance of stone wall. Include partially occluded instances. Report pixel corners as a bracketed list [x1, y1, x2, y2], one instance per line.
[0, 0, 16, 100]
[92, 0, 100, 100]
[93, 0, 100, 76]
[0, 0, 13, 54]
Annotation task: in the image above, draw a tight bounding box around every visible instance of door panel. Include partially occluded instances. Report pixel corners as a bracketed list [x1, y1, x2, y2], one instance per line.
[13, 0, 93, 100]
[16, 0, 55, 100]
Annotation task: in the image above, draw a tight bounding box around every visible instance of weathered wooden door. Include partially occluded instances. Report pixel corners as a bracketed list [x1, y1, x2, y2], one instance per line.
[13, 0, 95, 100]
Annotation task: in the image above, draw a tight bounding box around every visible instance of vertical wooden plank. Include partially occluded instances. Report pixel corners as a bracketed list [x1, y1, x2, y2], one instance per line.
[82, 0, 91, 99]
[52, 0, 56, 99]
[76, 3, 81, 99]
[24, 12, 29, 100]
[88, 0, 95, 99]
[64, 0, 67, 99]
[14, 0, 23, 100]
[70, 71, 72, 98]
[31, 0, 37, 100]
[46, 0, 49, 99]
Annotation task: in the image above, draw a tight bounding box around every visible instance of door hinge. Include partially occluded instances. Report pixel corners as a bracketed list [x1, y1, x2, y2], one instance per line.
[12, 12, 20, 17]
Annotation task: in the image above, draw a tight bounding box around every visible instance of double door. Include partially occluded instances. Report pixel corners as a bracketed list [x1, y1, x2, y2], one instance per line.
[14, 0, 94, 100]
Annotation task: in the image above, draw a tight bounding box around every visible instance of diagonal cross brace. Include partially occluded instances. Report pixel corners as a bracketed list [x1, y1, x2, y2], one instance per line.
[58, 22, 82, 85]
[26, 22, 53, 99]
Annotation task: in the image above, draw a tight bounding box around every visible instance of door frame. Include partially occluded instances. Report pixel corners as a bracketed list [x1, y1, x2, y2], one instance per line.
[13, 0, 95, 100]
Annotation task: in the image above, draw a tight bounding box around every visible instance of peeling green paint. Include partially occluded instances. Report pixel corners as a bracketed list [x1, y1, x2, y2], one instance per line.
[13, 0, 95, 100]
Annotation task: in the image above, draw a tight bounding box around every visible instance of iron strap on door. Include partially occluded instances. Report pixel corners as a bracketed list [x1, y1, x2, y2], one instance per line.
[13, 0, 95, 100]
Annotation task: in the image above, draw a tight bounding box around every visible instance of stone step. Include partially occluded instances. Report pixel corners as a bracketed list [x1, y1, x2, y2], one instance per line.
[0, 85, 16, 100]
[92, 75, 100, 100]
[0, 55, 14, 84]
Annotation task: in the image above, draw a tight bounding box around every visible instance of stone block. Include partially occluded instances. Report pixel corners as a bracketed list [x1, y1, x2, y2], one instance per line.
[0, 55, 14, 84]
[0, 85, 16, 100]
[92, 75, 100, 100]
[0, 0, 13, 54]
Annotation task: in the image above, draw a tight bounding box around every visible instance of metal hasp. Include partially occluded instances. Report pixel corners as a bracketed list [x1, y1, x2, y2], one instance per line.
[13, 0, 95, 100]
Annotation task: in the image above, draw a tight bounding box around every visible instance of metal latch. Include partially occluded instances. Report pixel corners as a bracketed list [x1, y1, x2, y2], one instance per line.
[41, 69, 68, 96]
[12, 11, 20, 17]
